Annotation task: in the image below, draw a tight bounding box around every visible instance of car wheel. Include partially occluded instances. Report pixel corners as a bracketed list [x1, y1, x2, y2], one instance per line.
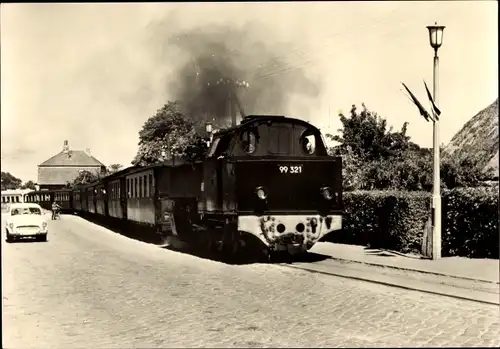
[38, 234, 47, 242]
[6, 233, 13, 243]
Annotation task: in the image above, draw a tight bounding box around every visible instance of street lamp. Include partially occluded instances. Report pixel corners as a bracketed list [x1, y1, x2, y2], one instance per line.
[205, 122, 213, 134]
[427, 22, 445, 260]
[205, 122, 214, 146]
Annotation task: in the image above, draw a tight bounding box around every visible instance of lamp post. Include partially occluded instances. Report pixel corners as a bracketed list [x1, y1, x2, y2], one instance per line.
[427, 22, 445, 260]
[206, 122, 214, 146]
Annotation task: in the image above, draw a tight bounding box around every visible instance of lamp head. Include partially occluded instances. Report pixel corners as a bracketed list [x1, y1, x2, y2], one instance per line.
[205, 122, 213, 134]
[427, 22, 445, 51]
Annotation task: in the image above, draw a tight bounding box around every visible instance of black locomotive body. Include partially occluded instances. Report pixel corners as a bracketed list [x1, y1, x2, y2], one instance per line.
[188, 115, 343, 255]
[28, 115, 343, 258]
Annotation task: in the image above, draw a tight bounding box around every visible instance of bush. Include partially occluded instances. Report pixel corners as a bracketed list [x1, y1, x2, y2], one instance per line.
[326, 188, 498, 258]
[442, 186, 499, 258]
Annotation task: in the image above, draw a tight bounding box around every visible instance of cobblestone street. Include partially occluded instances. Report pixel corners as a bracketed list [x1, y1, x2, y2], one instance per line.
[2, 214, 499, 348]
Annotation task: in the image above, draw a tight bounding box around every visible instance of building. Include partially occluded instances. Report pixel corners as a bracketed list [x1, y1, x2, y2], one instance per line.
[37, 140, 106, 190]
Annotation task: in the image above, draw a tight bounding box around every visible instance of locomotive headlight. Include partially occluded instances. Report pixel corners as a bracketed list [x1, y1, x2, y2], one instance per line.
[255, 186, 268, 200]
[321, 187, 334, 200]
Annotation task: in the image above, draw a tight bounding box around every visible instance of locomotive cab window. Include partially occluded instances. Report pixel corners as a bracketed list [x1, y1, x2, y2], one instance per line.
[239, 129, 258, 154]
[300, 132, 317, 155]
[208, 134, 233, 158]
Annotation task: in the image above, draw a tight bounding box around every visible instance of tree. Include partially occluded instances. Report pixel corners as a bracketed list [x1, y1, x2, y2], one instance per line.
[72, 170, 101, 186]
[132, 101, 209, 166]
[20, 180, 36, 190]
[327, 103, 418, 161]
[107, 164, 123, 175]
[328, 104, 494, 191]
[441, 147, 495, 189]
[1, 172, 22, 190]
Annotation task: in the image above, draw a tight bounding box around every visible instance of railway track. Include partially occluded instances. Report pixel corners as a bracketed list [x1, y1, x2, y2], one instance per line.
[274, 257, 499, 306]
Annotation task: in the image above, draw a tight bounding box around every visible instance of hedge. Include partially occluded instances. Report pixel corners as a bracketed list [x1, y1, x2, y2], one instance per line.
[442, 187, 499, 258]
[323, 187, 499, 259]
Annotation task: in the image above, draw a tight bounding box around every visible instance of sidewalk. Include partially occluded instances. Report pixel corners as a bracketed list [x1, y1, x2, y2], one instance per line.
[311, 242, 499, 284]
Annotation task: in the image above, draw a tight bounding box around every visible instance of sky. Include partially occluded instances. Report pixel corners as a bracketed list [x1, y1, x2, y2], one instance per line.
[1, 1, 498, 182]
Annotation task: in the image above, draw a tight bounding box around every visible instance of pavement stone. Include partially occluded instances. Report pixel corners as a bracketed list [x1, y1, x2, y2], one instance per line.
[2, 214, 499, 348]
[311, 242, 500, 283]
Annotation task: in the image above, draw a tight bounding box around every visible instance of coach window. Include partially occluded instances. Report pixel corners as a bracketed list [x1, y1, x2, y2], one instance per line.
[149, 174, 153, 196]
[142, 176, 145, 197]
[140, 177, 143, 198]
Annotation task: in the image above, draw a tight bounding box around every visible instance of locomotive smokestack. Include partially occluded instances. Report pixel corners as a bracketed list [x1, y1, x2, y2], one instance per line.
[233, 92, 246, 121]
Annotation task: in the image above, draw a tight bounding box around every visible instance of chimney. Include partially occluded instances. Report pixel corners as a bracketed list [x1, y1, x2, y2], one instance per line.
[63, 140, 69, 153]
[86, 148, 91, 156]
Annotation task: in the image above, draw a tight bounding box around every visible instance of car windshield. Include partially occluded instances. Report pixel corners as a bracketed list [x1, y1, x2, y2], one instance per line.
[11, 207, 42, 216]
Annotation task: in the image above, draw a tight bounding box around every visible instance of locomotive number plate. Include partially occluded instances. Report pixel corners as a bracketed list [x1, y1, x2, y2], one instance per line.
[279, 165, 303, 174]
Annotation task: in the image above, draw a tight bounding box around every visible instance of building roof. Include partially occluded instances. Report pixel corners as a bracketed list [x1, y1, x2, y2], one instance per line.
[37, 166, 102, 186]
[39, 150, 104, 167]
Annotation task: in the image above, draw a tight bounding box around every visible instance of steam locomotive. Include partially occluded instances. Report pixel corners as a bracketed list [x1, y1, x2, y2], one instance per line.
[24, 115, 343, 260]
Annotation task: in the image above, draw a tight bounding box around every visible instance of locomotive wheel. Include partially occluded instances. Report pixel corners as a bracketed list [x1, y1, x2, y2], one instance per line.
[267, 250, 292, 263]
[222, 229, 243, 262]
[206, 231, 224, 256]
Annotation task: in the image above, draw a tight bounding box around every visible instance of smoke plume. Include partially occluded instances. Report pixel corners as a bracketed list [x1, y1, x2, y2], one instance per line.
[150, 20, 322, 126]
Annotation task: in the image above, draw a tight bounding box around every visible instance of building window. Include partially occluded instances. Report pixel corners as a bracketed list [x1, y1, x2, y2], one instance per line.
[134, 178, 137, 198]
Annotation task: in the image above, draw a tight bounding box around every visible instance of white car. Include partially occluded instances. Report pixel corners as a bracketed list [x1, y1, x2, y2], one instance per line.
[5, 203, 48, 242]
